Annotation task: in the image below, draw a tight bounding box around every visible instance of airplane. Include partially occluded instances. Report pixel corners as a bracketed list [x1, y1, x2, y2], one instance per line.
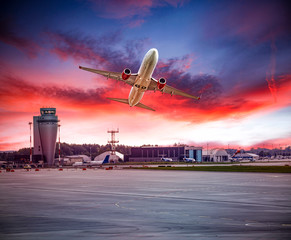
[229, 150, 241, 162]
[183, 157, 196, 162]
[79, 48, 200, 111]
[73, 155, 110, 167]
[161, 157, 173, 162]
[88, 155, 110, 166]
[72, 161, 87, 167]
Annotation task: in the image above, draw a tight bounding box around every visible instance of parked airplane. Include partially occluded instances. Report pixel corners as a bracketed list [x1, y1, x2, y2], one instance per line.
[73, 155, 110, 167]
[88, 155, 110, 166]
[161, 157, 173, 162]
[79, 48, 200, 111]
[184, 157, 196, 162]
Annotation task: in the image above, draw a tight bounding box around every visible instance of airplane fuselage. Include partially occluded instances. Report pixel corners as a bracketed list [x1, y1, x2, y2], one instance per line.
[128, 48, 158, 106]
[79, 48, 201, 111]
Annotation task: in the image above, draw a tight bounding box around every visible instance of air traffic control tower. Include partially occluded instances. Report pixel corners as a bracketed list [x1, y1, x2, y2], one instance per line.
[33, 108, 59, 166]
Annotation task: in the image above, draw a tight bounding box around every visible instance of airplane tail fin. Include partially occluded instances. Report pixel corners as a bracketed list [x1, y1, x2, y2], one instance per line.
[102, 155, 110, 164]
[107, 98, 155, 111]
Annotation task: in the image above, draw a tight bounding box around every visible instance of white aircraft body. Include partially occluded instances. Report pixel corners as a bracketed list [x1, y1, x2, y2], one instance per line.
[73, 155, 110, 167]
[161, 157, 173, 162]
[72, 162, 87, 167]
[79, 48, 200, 111]
[184, 157, 196, 162]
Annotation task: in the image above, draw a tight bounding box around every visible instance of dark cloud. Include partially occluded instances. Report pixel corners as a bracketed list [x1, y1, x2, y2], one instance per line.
[196, 0, 291, 97]
[0, 18, 41, 58]
[203, 0, 290, 44]
[47, 30, 147, 72]
[170, 73, 223, 109]
[155, 56, 223, 108]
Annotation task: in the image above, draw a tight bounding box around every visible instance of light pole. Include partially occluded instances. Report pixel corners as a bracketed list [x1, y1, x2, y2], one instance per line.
[90, 146, 92, 160]
[58, 124, 61, 166]
[29, 122, 32, 163]
[207, 142, 209, 162]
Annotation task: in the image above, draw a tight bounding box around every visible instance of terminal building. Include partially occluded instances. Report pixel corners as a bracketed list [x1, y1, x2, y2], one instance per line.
[33, 108, 59, 166]
[126, 146, 202, 162]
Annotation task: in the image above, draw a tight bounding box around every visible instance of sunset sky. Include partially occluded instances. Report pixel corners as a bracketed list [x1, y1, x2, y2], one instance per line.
[0, 0, 290, 151]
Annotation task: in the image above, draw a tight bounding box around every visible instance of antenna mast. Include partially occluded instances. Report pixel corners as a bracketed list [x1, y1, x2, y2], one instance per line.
[107, 129, 119, 155]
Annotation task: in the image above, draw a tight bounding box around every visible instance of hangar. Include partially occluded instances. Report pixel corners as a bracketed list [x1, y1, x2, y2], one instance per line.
[202, 148, 229, 162]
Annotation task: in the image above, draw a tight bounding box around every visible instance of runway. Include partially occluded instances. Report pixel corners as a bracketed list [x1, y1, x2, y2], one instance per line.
[1, 169, 291, 239]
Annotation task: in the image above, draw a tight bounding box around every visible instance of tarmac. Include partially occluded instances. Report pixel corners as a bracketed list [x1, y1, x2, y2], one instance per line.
[0, 168, 291, 239]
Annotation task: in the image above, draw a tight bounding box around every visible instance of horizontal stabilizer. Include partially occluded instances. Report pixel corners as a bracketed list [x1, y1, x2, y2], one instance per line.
[107, 98, 129, 104]
[136, 102, 155, 111]
[107, 98, 155, 111]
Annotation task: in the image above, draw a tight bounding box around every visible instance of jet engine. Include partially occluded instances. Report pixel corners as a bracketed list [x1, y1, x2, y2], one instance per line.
[157, 77, 166, 90]
[122, 68, 131, 80]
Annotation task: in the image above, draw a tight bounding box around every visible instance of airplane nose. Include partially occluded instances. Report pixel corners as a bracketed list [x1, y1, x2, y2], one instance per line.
[150, 48, 158, 59]
[152, 48, 157, 55]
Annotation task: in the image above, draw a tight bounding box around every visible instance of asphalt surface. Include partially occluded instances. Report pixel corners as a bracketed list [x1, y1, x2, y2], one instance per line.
[123, 160, 291, 168]
[0, 169, 291, 239]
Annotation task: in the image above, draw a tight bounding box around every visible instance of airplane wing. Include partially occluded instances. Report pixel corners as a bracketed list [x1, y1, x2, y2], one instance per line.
[148, 77, 200, 100]
[79, 66, 137, 86]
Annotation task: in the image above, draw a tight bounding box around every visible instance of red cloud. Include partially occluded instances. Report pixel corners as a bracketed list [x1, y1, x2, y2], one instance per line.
[141, 73, 291, 124]
[0, 141, 26, 151]
[250, 137, 291, 150]
[0, 75, 109, 111]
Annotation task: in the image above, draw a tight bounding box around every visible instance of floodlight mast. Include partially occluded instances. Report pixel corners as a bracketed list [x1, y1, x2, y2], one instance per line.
[29, 122, 32, 163]
[58, 124, 61, 166]
[107, 129, 119, 155]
